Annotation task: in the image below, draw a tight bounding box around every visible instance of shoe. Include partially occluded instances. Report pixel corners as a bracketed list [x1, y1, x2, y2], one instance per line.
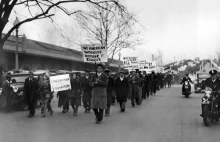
[74, 112, 78, 116]
[105, 113, 110, 116]
[200, 114, 203, 117]
[42, 114, 46, 117]
[28, 114, 34, 117]
[50, 111, 53, 116]
[62, 110, 66, 113]
[84, 109, 87, 113]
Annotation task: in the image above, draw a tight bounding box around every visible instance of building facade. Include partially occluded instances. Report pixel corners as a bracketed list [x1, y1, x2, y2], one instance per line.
[2, 35, 123, 72]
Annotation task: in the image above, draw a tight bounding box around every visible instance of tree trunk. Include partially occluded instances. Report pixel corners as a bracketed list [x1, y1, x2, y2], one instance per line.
[0, 33, 3, 88]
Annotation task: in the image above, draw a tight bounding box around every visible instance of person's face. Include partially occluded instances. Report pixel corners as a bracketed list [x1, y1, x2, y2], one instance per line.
[85, 72, 89, 76]
[73, 74, 77, 79]
[97, 66, 103, 73]
[43, 75, 47, 80]
[29, 74, 33, 78]
[211, 74, 217, 80]
[120, 73, 124, 78]
[7, 77, 11, 81]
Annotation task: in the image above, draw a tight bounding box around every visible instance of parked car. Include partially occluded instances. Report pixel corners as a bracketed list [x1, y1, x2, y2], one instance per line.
[0, 73, 30, 110]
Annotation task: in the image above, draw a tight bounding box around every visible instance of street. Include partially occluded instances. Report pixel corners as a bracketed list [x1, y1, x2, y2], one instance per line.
[0, 86, 220, 142]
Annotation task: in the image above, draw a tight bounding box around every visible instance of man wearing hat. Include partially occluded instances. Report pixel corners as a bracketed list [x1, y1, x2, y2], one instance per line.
[104, 69, 114, 116]
[180, 73, 193, 95]
[90, 63, 108, 124]
[81, 69, 92, 113]
[1, 73, 13, 113]
[200, 70, 220, 117]
[24, 72, 39, 117]
[115, 71, 129, 112]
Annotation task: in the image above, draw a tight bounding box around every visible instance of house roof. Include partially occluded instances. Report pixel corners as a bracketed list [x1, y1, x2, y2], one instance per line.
[2, 34, 123, 67]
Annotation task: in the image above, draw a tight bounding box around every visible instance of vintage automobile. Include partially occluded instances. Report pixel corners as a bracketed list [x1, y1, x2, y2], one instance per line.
[194, 72, 210, 93]
[0, 73, 30, 110]
[0, 70, 56, 111]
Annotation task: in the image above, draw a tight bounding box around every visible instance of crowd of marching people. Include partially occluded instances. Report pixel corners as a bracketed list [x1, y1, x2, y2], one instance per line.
[1, 63, 173, 124]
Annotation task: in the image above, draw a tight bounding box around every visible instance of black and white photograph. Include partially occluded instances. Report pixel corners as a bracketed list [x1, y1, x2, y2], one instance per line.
[1, 0, 220, 142]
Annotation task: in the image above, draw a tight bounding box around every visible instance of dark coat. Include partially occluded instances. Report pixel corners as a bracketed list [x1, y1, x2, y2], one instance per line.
[69, 78, 80, 98]
[90, 72, 108, 109]
[204, 78, 220, 91]
[107, 76, 114, 104]
[115, 77, 129, 102]
[57, 90, 69, 108]
[1, 80, 13, 107]
[24, 77, 38, 103]
[181, 77, 193, 84]
[81, 76, 92, 102]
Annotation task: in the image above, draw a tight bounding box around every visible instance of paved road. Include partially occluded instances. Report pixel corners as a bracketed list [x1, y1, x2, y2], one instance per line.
[0, 86, 220, 142]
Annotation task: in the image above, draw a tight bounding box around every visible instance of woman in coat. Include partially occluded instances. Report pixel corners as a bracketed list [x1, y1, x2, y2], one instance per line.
[90, 63, 108, 124]
[57, 90, 69, 113]
[115, 71, 129, 112]
[38, 73, 54, 117]
[69, 73, 81, 116]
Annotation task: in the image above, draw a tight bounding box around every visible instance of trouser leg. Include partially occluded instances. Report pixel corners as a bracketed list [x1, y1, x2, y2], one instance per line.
[29, 100, 36, 114]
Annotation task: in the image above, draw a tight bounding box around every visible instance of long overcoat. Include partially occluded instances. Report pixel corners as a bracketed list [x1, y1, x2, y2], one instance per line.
[115, 77, 129, 102]
[24, 77, 38, 103]
[80, 76, 92, 102]
[1, 80, 13, 107]
[57, 90, 69, 108]
[90, 72, 108, 109]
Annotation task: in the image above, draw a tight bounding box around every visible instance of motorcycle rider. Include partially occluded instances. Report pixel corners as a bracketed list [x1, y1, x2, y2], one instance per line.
[180, 73, 193, 94]
[200, 70, 220, 117]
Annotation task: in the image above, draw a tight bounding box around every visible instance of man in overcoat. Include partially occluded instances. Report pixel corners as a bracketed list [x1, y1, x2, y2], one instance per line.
[200, 70, 220, 117]
[24, 72, 39, 117]
[81, 69, 92, 113]
[115, 71, 129, 112]
[2, 74, 13, 113]
[104, 69, 114, 116]
[90, 63, 108, 124]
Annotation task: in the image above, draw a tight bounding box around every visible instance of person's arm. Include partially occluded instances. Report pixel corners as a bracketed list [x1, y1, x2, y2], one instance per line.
[96, 74, 108, 87]
[189, 78, 193, 84]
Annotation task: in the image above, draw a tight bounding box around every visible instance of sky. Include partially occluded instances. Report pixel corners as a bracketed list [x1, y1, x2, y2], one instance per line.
[122, 0, 220, 64]
[4, 0, 220, 64]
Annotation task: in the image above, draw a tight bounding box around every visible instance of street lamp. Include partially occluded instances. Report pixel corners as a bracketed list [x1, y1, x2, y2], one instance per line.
[13, 17, 20, 69]
[118, 52, 121, 72]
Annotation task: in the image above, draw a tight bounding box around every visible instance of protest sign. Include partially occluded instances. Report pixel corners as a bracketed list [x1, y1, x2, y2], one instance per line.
[139, 60, 149, 69]
[50, 74, 71, 92]
[123, 57, 139, 70]
[81, 44, 107, 62]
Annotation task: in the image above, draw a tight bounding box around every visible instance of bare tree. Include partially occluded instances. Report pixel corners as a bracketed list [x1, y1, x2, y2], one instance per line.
[75, 2, 143, 67]
[0, 0, 126, 87]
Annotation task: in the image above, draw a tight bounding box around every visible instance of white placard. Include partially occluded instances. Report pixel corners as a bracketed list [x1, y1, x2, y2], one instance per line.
[50, 74, 71, 92]
[81, 44, 107, 62]
[123, 57, 139, 70]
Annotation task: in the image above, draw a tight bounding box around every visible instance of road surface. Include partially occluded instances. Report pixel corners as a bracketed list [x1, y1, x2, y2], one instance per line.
[0, 86, 220, 142]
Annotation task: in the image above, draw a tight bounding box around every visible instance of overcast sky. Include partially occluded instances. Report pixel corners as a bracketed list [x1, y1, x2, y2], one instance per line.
[5, 0, 220, 64]
[123, 0, 220, 64]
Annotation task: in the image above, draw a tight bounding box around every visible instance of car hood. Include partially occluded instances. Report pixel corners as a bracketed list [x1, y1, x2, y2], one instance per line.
[11, 83, 24, 90]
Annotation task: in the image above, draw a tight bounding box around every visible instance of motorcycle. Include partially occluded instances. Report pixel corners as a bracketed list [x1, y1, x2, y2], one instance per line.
[182, 81, 191, 98]
[201, 87, 219, 126]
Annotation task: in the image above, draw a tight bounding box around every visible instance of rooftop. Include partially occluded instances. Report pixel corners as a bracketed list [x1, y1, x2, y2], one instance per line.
[2, 34, 123, 67]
